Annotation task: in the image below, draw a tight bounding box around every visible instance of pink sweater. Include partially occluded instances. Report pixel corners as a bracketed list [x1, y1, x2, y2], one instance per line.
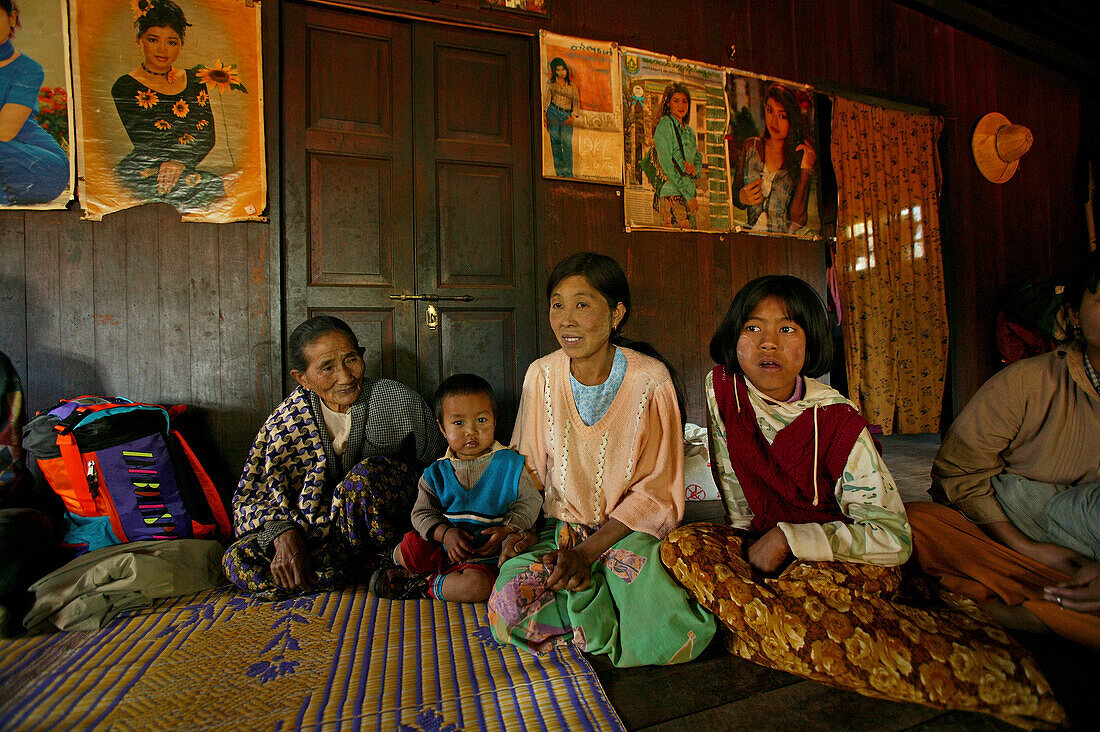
[510, 348, 685, 538]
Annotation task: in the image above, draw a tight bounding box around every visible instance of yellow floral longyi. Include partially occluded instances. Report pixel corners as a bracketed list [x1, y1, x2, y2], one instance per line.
[660, 524, 1065, 729]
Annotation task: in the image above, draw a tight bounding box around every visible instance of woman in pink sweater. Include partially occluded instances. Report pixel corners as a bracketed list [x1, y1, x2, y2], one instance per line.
[487, 252, 715, 667]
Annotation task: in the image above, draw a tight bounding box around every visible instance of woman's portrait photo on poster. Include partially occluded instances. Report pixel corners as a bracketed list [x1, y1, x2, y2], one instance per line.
[0, 0, 74, 209]
[652, 82, 703, 230]
[621, 49, 730, 233]
[71, 0, 265, 222]
[539, 32, 623, 185]
[544, 55, 577, 178]
[727, 73, 821, 238]
[111, 0, 225, 211]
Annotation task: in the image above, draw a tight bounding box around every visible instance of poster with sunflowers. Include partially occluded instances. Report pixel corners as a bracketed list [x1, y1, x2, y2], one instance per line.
[70, 0, 264, 222]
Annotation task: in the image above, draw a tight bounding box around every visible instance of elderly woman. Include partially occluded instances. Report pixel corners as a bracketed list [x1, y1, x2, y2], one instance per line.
[909, 251, 1100, 649]
[488, 252, 715, 667]
[222, 316, 446, 599]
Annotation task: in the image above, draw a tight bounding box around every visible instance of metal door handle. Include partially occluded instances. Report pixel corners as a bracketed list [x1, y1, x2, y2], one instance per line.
[426, 304, 439, 331]
[388, 293, 475, 302]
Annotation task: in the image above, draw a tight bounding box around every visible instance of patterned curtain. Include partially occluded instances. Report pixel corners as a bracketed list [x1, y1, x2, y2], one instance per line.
[830, 97, 948, 434]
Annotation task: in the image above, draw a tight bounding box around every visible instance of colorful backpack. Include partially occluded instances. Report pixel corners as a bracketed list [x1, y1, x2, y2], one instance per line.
[22, 396, 232, 554]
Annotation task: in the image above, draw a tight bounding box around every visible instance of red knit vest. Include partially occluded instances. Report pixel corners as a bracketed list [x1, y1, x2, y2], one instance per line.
[712, 366, 867, 533]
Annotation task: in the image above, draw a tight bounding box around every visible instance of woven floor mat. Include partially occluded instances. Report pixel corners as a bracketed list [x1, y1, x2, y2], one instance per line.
[0, 585, 625, 731]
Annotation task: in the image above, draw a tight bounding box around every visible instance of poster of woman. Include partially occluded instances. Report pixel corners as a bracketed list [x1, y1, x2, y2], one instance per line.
[71, 0, 265, 222]
[0, 0, 74, 210]
[621, 48, 730, 232]
[538, 31, 622, 185]
[727, 70, 821, 238]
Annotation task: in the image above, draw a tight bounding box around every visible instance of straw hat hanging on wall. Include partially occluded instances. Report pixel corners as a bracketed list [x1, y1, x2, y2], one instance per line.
[972, 112, 1033, 183]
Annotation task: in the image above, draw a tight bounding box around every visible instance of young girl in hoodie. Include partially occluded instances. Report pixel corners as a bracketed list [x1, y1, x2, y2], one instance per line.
[688, 274, 910, 571]
[659, 275, 1064, 728]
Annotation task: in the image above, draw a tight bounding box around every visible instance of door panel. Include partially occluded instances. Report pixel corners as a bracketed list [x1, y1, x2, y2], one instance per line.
[284, 4, 416, 383]
[436, 163, 514, 286]
[434, 46, 511, 143]
[439, 309, 518, 420]
[309, 30, 393, 135]
[285, 5, 535, 422]
[308, 154, 392, 286]
[413, 25, 535, 433]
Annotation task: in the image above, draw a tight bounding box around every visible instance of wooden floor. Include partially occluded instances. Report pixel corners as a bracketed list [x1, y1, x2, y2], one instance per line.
[593, 631, 1098, 730]
[592, 435, 1100, 731]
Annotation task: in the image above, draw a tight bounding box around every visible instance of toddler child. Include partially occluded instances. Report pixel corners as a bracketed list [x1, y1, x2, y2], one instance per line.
[370, 374, 541, 601]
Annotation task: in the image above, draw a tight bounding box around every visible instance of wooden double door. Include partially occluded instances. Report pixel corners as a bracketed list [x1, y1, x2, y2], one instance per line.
[282, 3, 536, 429]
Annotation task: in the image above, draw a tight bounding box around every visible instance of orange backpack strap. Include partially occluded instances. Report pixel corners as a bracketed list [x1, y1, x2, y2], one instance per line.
[172, 430, 233, 540]
[55, 432, 98, 516]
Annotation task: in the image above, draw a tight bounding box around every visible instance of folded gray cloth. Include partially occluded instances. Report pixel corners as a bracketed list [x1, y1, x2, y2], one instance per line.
[24, 539, 224, 633]
[994, 474, 1100, 561]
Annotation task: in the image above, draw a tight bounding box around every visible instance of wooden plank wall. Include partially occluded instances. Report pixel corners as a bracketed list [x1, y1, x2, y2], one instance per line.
[0, 0, 1089, 493]
[0, 204, 277, 490]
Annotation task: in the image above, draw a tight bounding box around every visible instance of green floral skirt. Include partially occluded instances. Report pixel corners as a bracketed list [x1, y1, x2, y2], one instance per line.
[488, 519, 715, 667]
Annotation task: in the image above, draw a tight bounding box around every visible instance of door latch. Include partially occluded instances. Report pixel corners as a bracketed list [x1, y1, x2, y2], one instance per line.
[388, 293, 475, 302]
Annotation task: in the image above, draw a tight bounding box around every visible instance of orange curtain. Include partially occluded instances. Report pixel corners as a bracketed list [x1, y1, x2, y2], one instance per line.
[830, 97, 948, 434]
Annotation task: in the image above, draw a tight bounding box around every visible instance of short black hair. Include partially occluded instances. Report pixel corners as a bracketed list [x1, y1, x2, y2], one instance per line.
[433, 373, 496, 422]
[546, 251, 631, 335]
[135, 0, 190, 39]
[710, 275, 832, 378]
[288, 316, 359, 372]
[1, 1, 18, 25]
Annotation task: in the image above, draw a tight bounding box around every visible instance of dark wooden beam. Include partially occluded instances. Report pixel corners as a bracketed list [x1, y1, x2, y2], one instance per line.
[893, 0, 1096, 79]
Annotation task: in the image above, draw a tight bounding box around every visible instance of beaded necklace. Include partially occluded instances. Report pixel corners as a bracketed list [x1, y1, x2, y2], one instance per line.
[141, 62, 173, 80]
